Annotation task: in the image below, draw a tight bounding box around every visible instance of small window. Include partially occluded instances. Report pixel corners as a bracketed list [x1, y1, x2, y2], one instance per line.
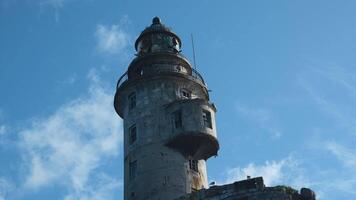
[129, 160, 137, 180]
[128, 92, 136, 110]
[202, 110, 212, 129]
[172, 110, 182, 129]
[181, 89, 191, 99]
[129, 125, 137, 145]
[172, 37, 180, 52]
[189, 160, 199, 172]
[136, 68, 144, 76]
[163, 175, 169, 185]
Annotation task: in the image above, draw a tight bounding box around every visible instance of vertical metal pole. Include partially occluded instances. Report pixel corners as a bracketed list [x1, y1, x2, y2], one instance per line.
[191, 33, 197, 70]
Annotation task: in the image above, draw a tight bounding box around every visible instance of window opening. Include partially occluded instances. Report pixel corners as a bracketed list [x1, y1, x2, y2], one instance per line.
[163, 176, 170, 185]
[129, 160, 137, 180]
[189, 160, 199, 172]
[202, 110, 212, 129]
[181, 89, 191, 99]
[128, 92, 136, 110]
[129, 125, 137, 145]
[172, 110, 182, 129]
[172, 37, 179, 52]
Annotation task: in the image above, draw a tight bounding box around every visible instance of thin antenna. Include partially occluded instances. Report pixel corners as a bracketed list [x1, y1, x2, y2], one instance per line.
[191, 33, 197, 70]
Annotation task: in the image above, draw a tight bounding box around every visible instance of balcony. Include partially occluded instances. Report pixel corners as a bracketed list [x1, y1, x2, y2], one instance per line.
[164, 99, 219, 160]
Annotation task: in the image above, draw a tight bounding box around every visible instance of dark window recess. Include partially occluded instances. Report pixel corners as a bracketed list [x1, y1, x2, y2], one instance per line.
[181, 89, 191, 99]
[129, 160, 137, 180]
[172, 110, 182, 129]
[189, 160, 199, 172]
[129, 125, 137, 145]
[136, 68, 144, 76]
[202, 110, 212, 129]
[128, 92, 136, 110]
[163, 176, 169, 185]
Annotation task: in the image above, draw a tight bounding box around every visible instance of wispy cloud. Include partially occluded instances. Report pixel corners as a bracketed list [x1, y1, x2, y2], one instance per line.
[65, 73, 77, 84]
[0, 109, 8, 138]
[63, 173, 122, 200]
[38, 0, 76, 22]
[40, 0, 68, 8]
[19, 69, 122, 199]
[225, 160, 284, 186]
[222, 156, 307, 188]
[235, 103, 282, 139]
[312, 66, 356, 98]
[297, 65, 356, 134]
[95, 21, 131, 56]
[325, 141, 356, 169]
[309, 141, 356, 197]
[296, 64, 356, 198]
[0, 178, 13, 200]
[0, 125, 6, 136]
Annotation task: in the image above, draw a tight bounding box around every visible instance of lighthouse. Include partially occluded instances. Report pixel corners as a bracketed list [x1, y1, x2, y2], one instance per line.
[114, 17, 219, 200]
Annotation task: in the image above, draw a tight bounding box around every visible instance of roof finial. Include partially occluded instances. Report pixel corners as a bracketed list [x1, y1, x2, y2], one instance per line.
[152, 16, 161, 25]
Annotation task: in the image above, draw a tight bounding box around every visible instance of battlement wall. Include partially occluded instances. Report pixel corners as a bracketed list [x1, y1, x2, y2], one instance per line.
[175, 177, 316, 200]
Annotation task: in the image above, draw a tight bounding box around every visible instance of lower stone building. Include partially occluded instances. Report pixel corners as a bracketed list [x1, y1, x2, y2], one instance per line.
[175, 177, 316, 200]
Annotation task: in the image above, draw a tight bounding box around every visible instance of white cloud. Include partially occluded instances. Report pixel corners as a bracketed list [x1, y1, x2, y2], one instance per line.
[235, 104, 282, 139]
[20, 69, 123, 199]
[95, 24, 130, 55]
[226, 161, 284, 186]
[64, 173, 122, 200]
[0, 178, 13, 200]
[0, 125, 6, 135]
[223, 156, 307, 188]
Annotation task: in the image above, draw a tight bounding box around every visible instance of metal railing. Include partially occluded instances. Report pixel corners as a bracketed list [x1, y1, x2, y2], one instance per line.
[191, 68, 205, 85]
[116, 68, 206, 90]
[116, 71, 128, 89]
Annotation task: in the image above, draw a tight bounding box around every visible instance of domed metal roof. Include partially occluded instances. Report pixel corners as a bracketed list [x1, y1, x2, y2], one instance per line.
[134, 17, 182, 50]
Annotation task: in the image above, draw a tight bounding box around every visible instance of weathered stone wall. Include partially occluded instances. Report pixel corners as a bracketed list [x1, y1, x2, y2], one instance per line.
[120, 76, 210, 200]
[175, 177, 316, 200]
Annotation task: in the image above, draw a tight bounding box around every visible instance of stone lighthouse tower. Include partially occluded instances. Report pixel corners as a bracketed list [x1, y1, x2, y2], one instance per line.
[114, 17, 219, 200]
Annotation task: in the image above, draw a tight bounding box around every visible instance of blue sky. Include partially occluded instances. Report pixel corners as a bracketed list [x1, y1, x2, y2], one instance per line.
[1, 0, 356, 199]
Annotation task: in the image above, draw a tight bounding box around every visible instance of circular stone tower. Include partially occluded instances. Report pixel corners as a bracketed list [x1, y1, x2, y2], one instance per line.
[114, 17, 219, 200]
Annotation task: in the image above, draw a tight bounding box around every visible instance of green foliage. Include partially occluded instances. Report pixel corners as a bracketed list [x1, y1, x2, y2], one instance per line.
[275, 185, 299, 194]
